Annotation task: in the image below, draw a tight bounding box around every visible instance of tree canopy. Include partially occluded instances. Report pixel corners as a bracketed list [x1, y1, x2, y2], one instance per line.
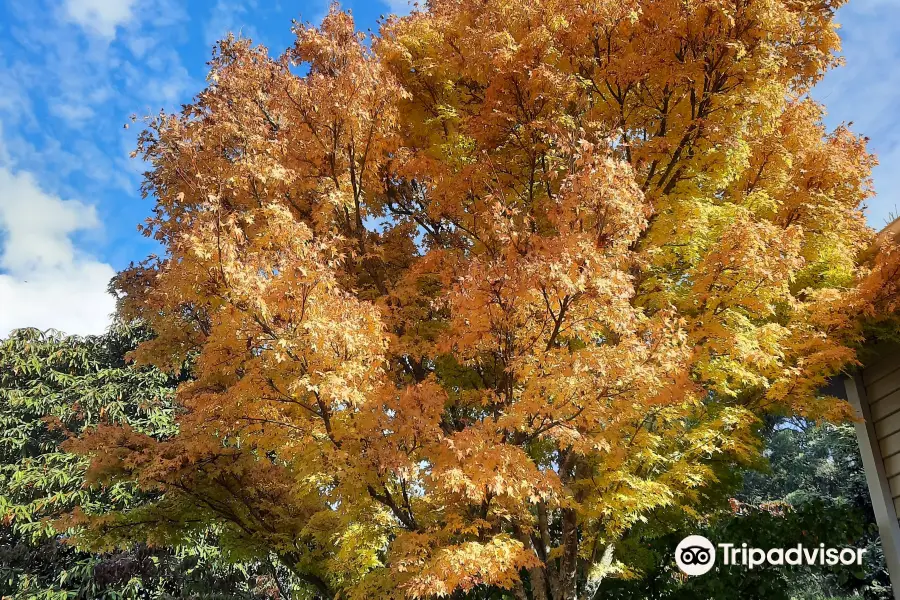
[66, 1, 900, 599]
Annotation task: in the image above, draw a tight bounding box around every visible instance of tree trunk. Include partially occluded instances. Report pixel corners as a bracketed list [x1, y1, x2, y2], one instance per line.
[557, 508, 579, 600]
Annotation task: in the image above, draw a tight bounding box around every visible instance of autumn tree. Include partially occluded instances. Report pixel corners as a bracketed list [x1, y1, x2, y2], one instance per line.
[69, 1, 900, 599]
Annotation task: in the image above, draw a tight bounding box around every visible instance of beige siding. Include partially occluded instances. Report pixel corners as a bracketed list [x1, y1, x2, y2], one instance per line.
[876, 410, 900, 440]
[847, 371, 900, 599]
[869, 368, 900, 404]
[871, 388, 900, 422]
[890, 474, 900, 498]
[882, 431, 900, 460]
[866, 351, 900, 509]
[885, 453, 900, 480]
[865, 357, 900, 388]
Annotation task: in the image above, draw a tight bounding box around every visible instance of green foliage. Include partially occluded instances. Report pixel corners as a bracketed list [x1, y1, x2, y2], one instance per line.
[593, 421, 891, 600]
[0, 327, 282, 599]
[739, 421, 891, 599]
[740, 420, 871, 510]
[0, 327, 177, 538]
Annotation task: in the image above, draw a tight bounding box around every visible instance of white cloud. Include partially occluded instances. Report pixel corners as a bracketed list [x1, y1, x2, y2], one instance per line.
[49, 102, 96, 123]
[0, 124, 8, 165]
[126, 34, 157, 59]
[0, 1, 194, 339]
[0, 165, 115, 337]
[382, 0, 417, 16]
[64, 0, 137, 39]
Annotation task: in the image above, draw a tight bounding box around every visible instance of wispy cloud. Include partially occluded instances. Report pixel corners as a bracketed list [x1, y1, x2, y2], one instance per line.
[205, 0, 260, 46]
[381, 0, 417, 16]
[0, 0, 195, 188]
[814, 0, 900, 227]
[0, 0, 196, 335]
[63, 0, 137, 40]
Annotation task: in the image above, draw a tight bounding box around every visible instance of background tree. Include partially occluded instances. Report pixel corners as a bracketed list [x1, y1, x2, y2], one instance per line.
[0, 327, 283, 599]
[597, 420, 892, 600]
[67, 1, 900, 600]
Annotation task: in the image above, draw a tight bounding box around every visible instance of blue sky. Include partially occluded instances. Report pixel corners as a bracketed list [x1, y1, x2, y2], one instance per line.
[0, 0, 896, 336]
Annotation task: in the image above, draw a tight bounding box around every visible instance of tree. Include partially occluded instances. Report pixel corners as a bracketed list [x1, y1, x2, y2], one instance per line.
[69, 2, 900, 599]
[0, 327, 280, 599]
[738, 421, 890, 599]
[595, 420, 892, 600]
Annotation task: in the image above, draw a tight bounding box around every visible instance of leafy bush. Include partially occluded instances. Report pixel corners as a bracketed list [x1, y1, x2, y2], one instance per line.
[0, 327, 283, 599]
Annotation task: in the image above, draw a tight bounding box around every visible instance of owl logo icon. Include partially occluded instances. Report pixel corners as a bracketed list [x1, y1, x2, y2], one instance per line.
[675, 535, 716, 576]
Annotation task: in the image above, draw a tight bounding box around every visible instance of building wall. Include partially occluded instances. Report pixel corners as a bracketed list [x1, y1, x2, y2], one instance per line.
[864, 355, 900, 513]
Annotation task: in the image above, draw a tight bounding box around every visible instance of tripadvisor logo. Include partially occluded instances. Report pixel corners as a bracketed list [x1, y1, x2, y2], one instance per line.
[675, 535, 717, 576]
[675, 535, 867, 576]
